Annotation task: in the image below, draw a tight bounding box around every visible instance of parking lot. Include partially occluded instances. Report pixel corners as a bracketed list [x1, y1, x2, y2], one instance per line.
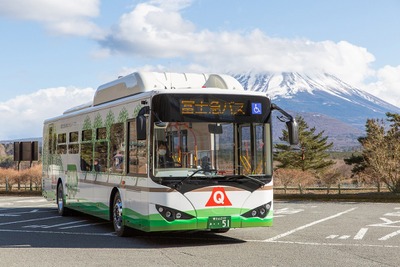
[0, 197, 399, 266]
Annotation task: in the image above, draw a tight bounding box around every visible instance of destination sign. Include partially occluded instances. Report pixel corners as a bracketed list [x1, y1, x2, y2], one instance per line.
[180, 99, 246, 116]
[152, 94, 270, 123]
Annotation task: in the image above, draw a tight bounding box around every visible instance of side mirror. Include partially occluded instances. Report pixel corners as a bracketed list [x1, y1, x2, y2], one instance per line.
[286, 120, 299, 145]
[137, 115, 147, 140]
[136, 106, 149, 141]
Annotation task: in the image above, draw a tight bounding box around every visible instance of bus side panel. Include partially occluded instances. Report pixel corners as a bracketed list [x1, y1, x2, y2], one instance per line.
[123, 176, 153, 231]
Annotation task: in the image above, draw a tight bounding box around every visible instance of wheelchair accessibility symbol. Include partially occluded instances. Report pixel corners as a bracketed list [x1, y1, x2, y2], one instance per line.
[251, 103, 262, 115]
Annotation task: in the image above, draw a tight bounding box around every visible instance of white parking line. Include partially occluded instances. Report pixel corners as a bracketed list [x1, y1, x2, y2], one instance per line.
[0, 209, 39, 216]
[60, 222, 109, 229]
[263, 207, 357, 242]
[0, 216, 60, 226]
[326, 235, 338, 239]
[263, 240, 400, 249]
[23, 220, 88, 229]
[0, 228, 114, 236]
[354, 228, 368, 240]
[379, 229, 400, 241]
[16, 199, 48, 203]
[0, 245, 32, 248]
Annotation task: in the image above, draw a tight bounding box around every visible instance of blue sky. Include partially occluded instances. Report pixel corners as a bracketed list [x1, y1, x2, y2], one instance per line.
[0, 0, 399, 140]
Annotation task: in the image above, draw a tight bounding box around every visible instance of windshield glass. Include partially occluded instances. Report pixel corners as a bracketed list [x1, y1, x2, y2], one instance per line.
[152, 122, 272, 179]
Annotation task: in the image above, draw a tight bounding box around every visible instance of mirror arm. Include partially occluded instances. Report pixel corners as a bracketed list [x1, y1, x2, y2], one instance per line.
[271, 103, 299, 145]
[271, 103, 294, 122]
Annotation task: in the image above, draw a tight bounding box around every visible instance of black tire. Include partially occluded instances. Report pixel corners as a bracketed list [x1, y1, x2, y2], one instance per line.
[112, 191, 131, 237]
[57, 182, 69, 216]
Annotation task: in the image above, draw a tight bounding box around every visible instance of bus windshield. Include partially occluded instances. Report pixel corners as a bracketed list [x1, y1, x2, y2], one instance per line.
[152, 121, 272, 181]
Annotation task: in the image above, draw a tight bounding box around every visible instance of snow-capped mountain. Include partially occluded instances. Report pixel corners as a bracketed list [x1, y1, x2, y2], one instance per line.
[234, 72, 400, 150]
[235, 72, 400, 129]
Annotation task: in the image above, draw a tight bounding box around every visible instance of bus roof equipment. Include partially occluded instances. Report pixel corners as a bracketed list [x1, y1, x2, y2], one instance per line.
[93, 72, 244, 106]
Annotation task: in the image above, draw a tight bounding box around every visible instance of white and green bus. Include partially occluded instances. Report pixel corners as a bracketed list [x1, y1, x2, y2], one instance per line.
[42, 72, 298, 236]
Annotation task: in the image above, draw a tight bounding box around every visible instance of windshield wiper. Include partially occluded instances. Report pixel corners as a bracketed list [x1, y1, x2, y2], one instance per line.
[226, 174, 266, 186]
[173, 168, 218, 189]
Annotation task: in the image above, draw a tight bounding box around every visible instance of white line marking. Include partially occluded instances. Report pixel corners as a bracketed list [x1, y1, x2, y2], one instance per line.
[264, 207, 357, 242]
[369, 218, 400, 228]
[23, 225, 50, 229]
[22, 220, 88, 229]
[60, 222, 108, 229]
[0, 216, 60, 226]
[0, 209, 39, 216]
[0, 245, 32, 248]
[339, 235, 350, 240]
[384, 211, 400, 217]
[42, 220, 88, 229]
[257, 240, 400, 249]
[354, 228, 368, 240]
[0, 228, 114, 236]
[16, 199, 47, 203]
[326, 235, 338, 239]
[379, 229, 400, 241]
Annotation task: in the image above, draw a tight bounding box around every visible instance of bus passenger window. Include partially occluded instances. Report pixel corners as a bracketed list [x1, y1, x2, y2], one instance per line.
[68, 131, 79, 154]
[57, 133, 67, 154]
[128, 119, 147, 174]
[80, 129, 93, 171]
[95, 127, 107, 172]
[80, 143, 92, 171]
[48, 126, 55, 155]
[110, 123, 125, 173]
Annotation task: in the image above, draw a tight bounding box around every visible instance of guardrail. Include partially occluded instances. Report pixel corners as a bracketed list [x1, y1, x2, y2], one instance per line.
[274, 186, 389, 194]
[0, 185, 42, 192]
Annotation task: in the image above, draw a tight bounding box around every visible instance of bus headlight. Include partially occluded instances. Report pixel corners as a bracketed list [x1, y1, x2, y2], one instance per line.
[155, 204, 195, 222]
[241, 202, 271, 219]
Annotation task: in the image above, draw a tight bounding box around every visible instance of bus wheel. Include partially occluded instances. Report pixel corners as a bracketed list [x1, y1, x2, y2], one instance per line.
[112, 191, 130, 237]
[57, 182, 68, 216]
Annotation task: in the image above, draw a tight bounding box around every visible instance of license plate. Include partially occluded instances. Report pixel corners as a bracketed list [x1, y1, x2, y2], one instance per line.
[207, 216, 231, 229]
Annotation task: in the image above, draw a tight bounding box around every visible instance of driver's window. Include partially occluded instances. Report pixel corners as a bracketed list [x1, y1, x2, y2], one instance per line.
[155, 141, 174, 168]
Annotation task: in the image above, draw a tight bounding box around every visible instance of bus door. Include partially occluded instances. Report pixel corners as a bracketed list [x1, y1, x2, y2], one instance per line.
[238, 123, 266, 175]
[46, 124, 59, 189]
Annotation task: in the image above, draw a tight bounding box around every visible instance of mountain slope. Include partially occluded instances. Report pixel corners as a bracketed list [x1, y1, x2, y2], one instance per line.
[235, 72, 400, 130]
[235, 72, 400, 150]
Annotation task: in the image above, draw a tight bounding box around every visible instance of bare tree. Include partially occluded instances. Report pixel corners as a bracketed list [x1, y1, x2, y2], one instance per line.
[362, 115, 400, 193]
[0, 168, 18, 191]
[274, 168, 315, 194]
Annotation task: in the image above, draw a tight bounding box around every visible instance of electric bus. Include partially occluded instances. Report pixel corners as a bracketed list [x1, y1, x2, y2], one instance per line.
[42, 71, 298, 236]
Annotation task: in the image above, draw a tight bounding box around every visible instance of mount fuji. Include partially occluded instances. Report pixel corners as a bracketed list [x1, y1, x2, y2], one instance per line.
[234, 72, 400, 150]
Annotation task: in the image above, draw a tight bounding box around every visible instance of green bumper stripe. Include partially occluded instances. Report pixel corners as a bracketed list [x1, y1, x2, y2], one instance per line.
[124, 208, 273, 232]
[60, 200, 274, 232]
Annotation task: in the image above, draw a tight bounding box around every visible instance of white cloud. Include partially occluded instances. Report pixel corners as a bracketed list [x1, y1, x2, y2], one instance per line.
[364, 65, 400, 107]
[1, 0, 398, 108]
[101, 1, 199, 57]
[0, 87, 95, 140]
[100, 2, 375, 80]
[98, 0, 399, 107]
[0, 0, 103, 37]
